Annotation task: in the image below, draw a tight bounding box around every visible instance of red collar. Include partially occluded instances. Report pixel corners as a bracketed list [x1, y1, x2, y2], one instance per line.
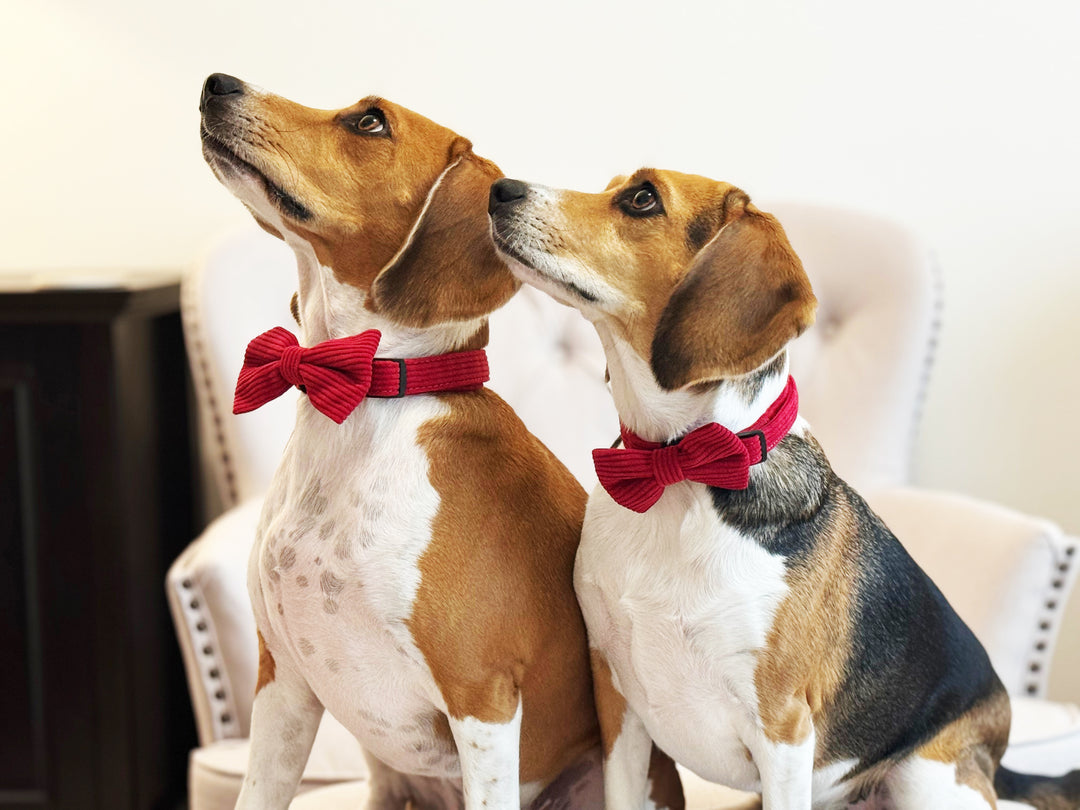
[233, 327, 488, 424]
[593, 376, 799, 513]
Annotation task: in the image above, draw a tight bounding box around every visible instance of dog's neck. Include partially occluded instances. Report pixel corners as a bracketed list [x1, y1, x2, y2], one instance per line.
[597, 327, 791, 444]
[289, 237, 486, 357]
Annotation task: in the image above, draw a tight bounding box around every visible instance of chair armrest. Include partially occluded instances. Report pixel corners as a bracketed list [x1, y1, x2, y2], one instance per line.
[864, 486, 1079, 698]
[166, 497, 264, 745]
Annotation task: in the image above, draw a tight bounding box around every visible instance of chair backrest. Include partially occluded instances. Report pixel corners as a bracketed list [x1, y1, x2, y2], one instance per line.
[181, 203, 938, 517]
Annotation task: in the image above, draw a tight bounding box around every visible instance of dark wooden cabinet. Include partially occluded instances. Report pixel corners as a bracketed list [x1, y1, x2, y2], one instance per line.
[0, 277, 197, 810]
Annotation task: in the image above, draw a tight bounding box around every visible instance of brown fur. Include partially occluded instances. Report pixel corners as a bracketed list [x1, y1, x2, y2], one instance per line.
[255, 630, 276, 695]
[589, 649, 627, 758]
[650, 194, 817, 389]
[753, 494, 858, 751]
[917, 689, 1010, 804]
[648, 747, 687, 810]
[370, 151, 519, 326]
[410, 389, 599, 784]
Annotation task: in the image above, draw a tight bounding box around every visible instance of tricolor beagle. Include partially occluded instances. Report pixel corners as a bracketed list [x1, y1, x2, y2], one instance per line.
[199, 75, 685, 810]
[488, 170, 1080, 809]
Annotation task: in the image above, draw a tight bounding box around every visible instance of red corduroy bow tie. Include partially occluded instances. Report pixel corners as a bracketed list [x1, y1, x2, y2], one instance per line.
[592, 376, 800, 513]
[233, 327, 489, 424]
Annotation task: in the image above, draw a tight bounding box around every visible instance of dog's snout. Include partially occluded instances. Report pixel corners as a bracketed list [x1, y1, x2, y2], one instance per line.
[489, 178, 530, 214]
[201, 73, 245, 111]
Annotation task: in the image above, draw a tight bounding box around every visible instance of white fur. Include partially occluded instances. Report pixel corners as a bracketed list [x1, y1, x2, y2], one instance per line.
[886, 757, 994, 809]
[234, 656, 323, 810]
[602, 704, 655, 810]
[752, 732, 816, 810]
[492, 185, 628, 313]
[450, 701, 524, 809]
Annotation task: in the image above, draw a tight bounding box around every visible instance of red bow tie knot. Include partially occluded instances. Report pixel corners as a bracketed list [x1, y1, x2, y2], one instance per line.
[234, 327, 381, 424]
[277, 345, 305, 387]
[651, 445, 685, 487]
[593, 377, 800, 513]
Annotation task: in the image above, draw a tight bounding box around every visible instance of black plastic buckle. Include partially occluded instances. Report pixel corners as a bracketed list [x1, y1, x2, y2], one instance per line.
[737, 429, 768, 464]
[388, 359, 407, 398]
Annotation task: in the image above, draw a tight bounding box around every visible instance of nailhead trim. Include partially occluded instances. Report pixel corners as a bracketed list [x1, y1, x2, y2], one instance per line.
[172, 569, 241, 742]
[1025, 539, 1078, 697]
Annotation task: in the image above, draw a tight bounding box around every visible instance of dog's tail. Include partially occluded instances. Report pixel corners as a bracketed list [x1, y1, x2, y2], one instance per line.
[995, 765, 1080, 809]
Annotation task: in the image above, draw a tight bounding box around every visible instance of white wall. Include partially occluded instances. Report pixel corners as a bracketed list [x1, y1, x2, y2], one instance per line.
[3, 0, 1078, 697]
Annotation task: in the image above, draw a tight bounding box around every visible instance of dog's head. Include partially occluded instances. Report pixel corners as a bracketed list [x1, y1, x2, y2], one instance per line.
[488, 170, 816, 390]
[199, 73, 516, 328]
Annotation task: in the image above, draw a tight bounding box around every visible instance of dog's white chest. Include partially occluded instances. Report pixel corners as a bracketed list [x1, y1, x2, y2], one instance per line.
[250, 397, 461, 777]
[575, 485, 790, 790]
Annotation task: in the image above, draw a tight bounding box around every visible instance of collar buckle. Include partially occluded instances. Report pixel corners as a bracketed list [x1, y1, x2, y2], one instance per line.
[737, 429, 768, 464]
[386, 358, 408, 398]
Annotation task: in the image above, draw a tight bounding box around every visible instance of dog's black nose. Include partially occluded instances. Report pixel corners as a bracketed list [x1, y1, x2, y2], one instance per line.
[489, 178, 529, 214]
[201, 73, 245, 111]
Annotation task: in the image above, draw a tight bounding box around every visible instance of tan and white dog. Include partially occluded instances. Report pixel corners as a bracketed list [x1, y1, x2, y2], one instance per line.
[199, 74, 685, 810]
[488, 171, 1080, 809]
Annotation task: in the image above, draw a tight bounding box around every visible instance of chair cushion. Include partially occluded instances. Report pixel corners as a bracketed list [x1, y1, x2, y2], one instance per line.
[190, 713, 367, 810]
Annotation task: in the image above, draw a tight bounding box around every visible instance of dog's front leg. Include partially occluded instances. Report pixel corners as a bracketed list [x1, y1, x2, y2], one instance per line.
[446, 695, 523, 810]
[747, 727, 814, 810]
[589, 650, 655, 809]
[235, 634, 324, 810]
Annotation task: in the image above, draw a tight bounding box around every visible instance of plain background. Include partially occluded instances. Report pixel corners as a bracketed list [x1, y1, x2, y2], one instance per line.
[2, 0, 1078, 699]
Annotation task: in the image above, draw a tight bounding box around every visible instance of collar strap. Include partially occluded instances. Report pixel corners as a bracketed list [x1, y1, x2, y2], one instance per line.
[593, 376, 799, 513]
[367, 351, 489, 398]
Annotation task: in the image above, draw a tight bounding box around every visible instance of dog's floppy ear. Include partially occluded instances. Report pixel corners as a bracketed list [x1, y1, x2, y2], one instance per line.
[370, 138, 519, 327]
[605, 174, 629, 191]
[650, 192, 816, 390]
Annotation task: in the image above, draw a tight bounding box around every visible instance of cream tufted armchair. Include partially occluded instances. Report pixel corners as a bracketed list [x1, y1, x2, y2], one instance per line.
[168, 205, 1080, 810]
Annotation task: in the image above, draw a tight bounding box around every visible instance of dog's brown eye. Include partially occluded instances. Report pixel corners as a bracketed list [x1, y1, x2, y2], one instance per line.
[347, 110, 387, 135]
[631, 188, 657, 210]
[356, 112, 385, 133]
[619, 183, 663, 218]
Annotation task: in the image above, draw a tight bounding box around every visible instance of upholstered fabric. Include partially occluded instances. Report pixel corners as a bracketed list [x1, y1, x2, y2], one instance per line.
[172, 207, 1079, 809]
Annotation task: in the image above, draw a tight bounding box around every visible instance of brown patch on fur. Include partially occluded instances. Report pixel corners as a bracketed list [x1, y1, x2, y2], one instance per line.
[753, 493, 858, 749]
[648, 746, 687, 810]
[370, 150, 519, 327]
[410, 389, 599, 784]
[918, 689, 1010, 804]
[255, 630, 276, 695]
[289, 292, 301, 327]
[650, 192, 817, 389]
[589, 649, 626, 758]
